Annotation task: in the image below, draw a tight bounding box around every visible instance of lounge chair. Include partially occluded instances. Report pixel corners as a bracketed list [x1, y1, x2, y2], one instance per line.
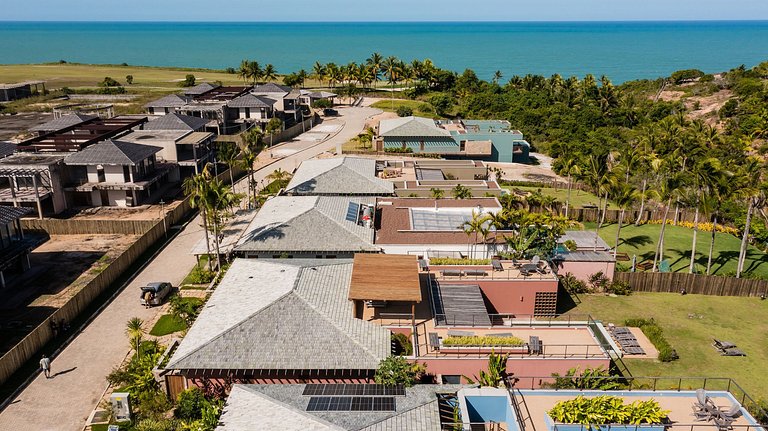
[511, 258, 522, 268]
[695, 389, 713, 408]
[713, 415, 735, 430]
[692, 404, 715, 422]
[529, 335, 542, 355]
[721, 348, 747, 356]
[465, 269, 488, 277]
[418, 259, 429, 271]
[720, 404, 741, 420]
[447, 330, 474, 337]
[713, 339, 737, 350]
[491, 260, 504, 271]
[441, 269, 463, 277]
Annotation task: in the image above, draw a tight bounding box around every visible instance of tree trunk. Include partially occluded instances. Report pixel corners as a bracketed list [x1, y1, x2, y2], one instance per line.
[688, 206, 699, 273]
[614, 208, 625, 258]
[565, 175, 572, 219]
[736, 201, 753, 278]
[212, 210, 222, 271]
[673, 203, 679, 226]
[229, 167, 235, 195]
[706, 215, 717, 275]
[200, 207, 213, 271]
[653, 198, 672, 272]
[599, 191, 609, 227]
[635, 179, 647, 225]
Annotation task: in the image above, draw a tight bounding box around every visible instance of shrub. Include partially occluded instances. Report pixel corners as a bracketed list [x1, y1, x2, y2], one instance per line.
[417, 103, 433, 113]
[100, 76, 121, 87]
[312, 98, 332, 109]
[720, 99, 739, 118]
[429, 257, 491, 265]
[624, 318, 678, 362]
[588, 271, 610, 292]
[549, 395, 669, 425]
[396, 105, 413, 117]
[374, 356, 425, 387]
[563, 239, 578, 251]
[179, 74, 196, 87]
[175, 387, 206, 420]
[384, 147, 413, 153]
[442, 335, 525, 347]
[560, 273, 591, 294]
[670, 69, 704, 84]
[546, 366, 623, 390]
[126, 75, 134, 85]
[606, 279, 632, 296]
[391, 333, 413, 356]
[187, 265, 214, 284]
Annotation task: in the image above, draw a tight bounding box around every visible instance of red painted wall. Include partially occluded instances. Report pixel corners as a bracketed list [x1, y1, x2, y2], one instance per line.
[417, 357, 610, 386]
[477, 280, 559, 314]
[556, 261, 616, 285]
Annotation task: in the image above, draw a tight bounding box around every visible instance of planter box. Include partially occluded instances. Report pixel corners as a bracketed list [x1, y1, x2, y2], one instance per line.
[551, 422, 665, 431]
[440, 345, 528, 354]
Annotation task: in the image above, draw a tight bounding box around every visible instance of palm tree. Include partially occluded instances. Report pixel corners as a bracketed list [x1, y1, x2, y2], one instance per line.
[492, 70, 503, 85]
[430, 188, 444, 199]
[685, 157, 723, 273]
[265, 117, 283, 152]
[216, 141, 240, 194]
[239, 149, 257, 209]
[207, 178, 243, 269]
[262, 64, 277, 83]
[312, 61, 326, 87]
[238, 59, 251, 85]
[297, 69, 308, 88]
[735, 157, 767, 278]
[183, 168, 214, 270]
[609, 182, 638, 259]
[702, 174, 730, 275]
[461, 211, 489, 258]
[366, 52, 384, 89]
[559, 157, 580, 219]
[126, 317, 145, 354]
[266, 167, 292, 185]
[326, 63, 341, 89]
[382, 56, 401, 105]
[651, 160, 682, 272]
[247, 61, 262, 85]
[452, 184, 472, 199]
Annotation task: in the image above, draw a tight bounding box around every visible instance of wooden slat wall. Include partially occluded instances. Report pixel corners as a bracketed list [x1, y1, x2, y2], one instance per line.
[615, 272, 768, 297]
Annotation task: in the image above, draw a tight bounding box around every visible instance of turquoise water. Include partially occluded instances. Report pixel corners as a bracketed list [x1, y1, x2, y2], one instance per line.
[1, 21, 768, 83]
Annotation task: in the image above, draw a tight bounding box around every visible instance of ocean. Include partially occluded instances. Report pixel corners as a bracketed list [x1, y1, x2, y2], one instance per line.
[1, 21, 767, 83]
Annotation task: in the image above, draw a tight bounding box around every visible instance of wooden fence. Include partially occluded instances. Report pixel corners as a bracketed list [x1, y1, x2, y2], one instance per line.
[0, 197, 195, 386]
[614, 272, 768, 297]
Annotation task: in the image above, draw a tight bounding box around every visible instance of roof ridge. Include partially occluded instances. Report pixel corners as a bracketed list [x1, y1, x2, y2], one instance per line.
[356, 399, 439, 430]
[310, 203, 376, 249]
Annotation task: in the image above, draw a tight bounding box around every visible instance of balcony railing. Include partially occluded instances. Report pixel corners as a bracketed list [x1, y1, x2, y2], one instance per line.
[376, 313, 415, 327]
[509, 376, 768, 425]
[418, 343, 608, 359]
[434, 313, 596, 328]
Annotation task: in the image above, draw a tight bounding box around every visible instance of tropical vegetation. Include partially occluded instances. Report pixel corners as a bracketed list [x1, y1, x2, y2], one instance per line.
[442, 335, 525, 347]
[374, 356, 426, 387]
[548, 396, 669, 426]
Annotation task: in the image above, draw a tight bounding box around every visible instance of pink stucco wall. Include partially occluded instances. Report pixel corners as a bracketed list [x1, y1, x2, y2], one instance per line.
[478, 280, 559, 314]
[417, 357, 610, 385]
[556, 260, 616, 284]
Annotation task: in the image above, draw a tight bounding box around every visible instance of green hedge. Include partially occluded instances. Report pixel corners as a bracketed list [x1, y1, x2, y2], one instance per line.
[442, 335, 525, 347]
[624, 318, 678, 362]
[429, 257, 491, 265]
[548, 395, 669, 425]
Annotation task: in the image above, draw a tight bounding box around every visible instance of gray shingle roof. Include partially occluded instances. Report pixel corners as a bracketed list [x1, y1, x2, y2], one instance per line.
[379, 116, 451, 138]
[559, 230, 611, 251]
[166, 259, 390, 371]
[0, 142, 16, 159]
[64, 140, 162, 166]
[216, 384, 468, 431]
[0, 206, 32, 226]
[183, 82, 220, 95]
[227, 93, 276, 108]
[252, 83, 292, 94]
[285, 157, 394, 196]
[29, 113, 97, 132]
[234, 196, 378, 253]
[142, 113, 209, 131]
[143, 94, 193, 108]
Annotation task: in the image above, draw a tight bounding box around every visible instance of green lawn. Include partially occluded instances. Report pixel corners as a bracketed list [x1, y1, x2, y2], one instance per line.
[0, 63, 245, 89]
[564, 293, 768, 400]
[585, 222, 768, 278]
[370, 99, 438, 116]
[503, 185, 617, 210]
[149, 314, 187, 336]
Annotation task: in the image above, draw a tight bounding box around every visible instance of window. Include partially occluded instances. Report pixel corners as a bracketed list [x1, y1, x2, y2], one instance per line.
[245, 107, 250, 118]
[123, 166, 131, 183]
[96, 165, 106, 183]
[441, 375, 462, 384]
[459, 141, 466, 152]
[419, 140, 425, 151]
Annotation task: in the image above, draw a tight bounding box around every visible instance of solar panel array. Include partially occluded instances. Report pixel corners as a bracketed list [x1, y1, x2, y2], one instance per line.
[345, 202, 360, 223]
[410, 209, 473, 231]
[306, 396, 396, 412]
[303, 384, 405, 396]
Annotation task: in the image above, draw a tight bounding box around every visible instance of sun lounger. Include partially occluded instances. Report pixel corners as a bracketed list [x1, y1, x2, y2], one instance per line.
[464, 269, 488, 276]
[692, 404, 715, 422]
[721, 348, 747, 356]
[713, 339, 737, 350]
[713, 415, 735, 430]
[441, 269, 463, 277]
[720, 404, 741, 420]
[511, 258, 522, 268]
[491, 260, 504, 271]
[623, 346, 645, 355]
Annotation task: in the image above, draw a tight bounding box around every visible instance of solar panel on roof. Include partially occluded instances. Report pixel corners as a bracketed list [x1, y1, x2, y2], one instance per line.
[345, 202, 360, 223]
[306, 396, 396, 412]
[411, 209, 474, 231]
[302, 384, 405, 397]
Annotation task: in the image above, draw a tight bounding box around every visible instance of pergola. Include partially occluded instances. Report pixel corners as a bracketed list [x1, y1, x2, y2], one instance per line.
[348, 253, 422, 328]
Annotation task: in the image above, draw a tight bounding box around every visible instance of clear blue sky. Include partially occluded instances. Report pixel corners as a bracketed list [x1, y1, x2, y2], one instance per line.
[4, 0, 768, 21]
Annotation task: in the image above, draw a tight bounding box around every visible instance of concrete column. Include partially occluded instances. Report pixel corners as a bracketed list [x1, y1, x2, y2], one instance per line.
[32, 174, 42, 219]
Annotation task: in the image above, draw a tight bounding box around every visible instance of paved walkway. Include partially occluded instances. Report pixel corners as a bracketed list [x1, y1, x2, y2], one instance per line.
[0, 103, 381, 431]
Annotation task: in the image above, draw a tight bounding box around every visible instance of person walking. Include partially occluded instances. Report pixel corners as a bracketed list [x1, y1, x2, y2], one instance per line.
[40, 354, 51, 379]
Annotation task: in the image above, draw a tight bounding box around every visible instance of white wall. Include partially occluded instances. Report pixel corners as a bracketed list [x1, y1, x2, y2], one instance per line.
[379, 244, 498, 259]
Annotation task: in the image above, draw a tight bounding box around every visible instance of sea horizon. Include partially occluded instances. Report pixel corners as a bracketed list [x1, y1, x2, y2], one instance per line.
[2, 21, 767, 83]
